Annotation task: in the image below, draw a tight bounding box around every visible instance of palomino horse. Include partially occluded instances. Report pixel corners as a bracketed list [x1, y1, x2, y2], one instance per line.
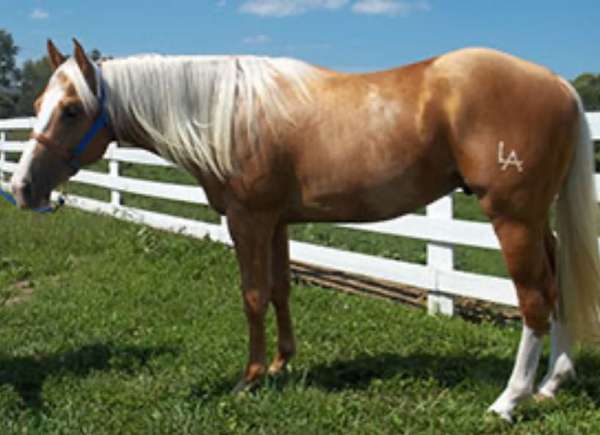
[11, 40, 600, 422]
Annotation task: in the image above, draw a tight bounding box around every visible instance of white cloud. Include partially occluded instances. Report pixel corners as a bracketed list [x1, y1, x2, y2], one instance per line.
[243, 34, 271, 44]
[240, 0, 349, 17]
[239, 0, 429, 17]
[352, 0, 430, 16]
[30, 8, 49, 20]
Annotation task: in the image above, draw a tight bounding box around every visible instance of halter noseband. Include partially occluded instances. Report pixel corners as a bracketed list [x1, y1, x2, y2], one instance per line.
[31, 66, 110, 172]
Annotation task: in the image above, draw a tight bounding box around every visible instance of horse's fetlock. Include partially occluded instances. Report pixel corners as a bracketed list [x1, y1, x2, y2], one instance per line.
[508, 380, 533, 399]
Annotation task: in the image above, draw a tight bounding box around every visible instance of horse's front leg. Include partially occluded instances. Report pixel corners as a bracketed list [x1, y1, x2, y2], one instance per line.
[227, 204, 278, 392]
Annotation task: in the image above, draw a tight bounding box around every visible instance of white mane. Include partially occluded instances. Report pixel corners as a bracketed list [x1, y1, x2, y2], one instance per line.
[60, 54, 320, 179]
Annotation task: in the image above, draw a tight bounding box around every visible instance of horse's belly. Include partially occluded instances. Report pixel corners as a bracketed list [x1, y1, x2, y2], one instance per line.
[286, 170, 453, 223]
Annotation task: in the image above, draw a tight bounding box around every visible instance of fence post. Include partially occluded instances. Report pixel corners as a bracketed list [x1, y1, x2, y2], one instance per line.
[220, 215, 231, 245]
[108, 143, 121, 208]
[426, 195, 455, 316]
[0, 131, 5, 183]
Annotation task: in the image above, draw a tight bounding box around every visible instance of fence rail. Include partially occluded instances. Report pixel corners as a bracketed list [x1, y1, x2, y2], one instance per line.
[2, 115, 600, 314]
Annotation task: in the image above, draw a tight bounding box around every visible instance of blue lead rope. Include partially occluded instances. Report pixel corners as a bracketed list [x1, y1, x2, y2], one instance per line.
[0, 188, 17, 206]
[0, 187, 64, 213]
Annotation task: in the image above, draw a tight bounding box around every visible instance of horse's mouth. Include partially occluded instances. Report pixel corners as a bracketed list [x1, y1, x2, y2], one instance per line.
[12, 182, 51, 210]
[31, 190, 52, 210]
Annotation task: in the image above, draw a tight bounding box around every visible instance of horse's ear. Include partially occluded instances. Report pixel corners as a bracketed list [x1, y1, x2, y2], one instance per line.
[72, 38, 97, 92]
[46, 39, 65, 71]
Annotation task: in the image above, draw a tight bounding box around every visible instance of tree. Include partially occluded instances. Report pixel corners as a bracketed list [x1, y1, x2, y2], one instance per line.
[572, 73, 600, 111]
[90, 48, 102, 62]
[15, 56, 52, 116]
[0, 29, 18, 88]
[0, 89, 18, 118]
[0, 29, 19, 117]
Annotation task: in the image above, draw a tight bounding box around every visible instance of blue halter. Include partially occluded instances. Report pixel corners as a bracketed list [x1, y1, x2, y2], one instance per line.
[0, 67, 109, 212]
[67, 67, 110, 171]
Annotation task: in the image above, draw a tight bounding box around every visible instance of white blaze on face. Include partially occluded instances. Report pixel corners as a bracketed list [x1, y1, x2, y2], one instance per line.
[11, 79, 65, 191]
[10, 138, 36, 198]
[33, 81, 65, 134]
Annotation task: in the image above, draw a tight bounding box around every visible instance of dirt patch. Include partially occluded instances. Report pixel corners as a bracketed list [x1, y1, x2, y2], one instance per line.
[2, 280, 35, 306]
[291, 261, 521, 326]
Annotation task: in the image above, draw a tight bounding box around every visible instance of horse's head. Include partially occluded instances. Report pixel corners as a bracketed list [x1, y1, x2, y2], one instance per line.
[11, 39, 113, 209]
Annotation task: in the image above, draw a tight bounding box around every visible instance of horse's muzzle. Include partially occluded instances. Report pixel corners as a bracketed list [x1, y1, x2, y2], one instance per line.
[11, 180, 49, 210]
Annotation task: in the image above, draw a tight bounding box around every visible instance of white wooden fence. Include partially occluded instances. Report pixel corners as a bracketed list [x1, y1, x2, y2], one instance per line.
[2, 115, 600, 315]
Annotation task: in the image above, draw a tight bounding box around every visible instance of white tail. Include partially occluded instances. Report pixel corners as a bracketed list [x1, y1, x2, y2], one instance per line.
[556, 78, 600, 343]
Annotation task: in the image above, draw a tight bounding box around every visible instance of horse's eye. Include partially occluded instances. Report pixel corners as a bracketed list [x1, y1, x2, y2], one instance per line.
[62, 105, 80, 119]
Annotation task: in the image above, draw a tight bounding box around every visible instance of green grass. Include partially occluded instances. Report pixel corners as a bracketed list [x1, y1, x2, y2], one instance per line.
[1, 202, 600, 434]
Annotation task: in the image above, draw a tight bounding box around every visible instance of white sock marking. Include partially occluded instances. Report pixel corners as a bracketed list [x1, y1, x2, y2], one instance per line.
[488, 325, 542, 422]
[538, 320, 575, 398]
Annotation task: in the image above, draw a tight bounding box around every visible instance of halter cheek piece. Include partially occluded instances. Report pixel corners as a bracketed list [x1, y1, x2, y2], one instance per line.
[31, 67, 110, 173]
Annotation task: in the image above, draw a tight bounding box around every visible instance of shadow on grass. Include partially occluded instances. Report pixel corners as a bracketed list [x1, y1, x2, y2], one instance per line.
[305, 352, 513, 391]
[190, 351, 600, 403]
[190, 352, 518, 400]
[568, 353, 600, 405]
[306, 351, 600, 402]
[0, 342, 178, 409]
[189, 378, 238, 401]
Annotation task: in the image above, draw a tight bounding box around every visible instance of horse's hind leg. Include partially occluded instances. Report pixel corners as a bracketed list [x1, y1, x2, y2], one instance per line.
[487, 218, 555, 422]
[537, 225, 576, 399]
[268, 224, 296, 375]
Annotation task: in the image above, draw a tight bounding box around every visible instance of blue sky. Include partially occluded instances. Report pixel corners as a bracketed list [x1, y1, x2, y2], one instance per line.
[1, 0, 599, 79]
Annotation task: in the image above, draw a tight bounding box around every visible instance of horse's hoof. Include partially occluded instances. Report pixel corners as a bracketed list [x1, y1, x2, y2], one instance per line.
[267, 364, 284, 376]
[231, 378, 257, 394]
[267, 357, 289, 376]
[486, 406, 513, 424]
[232, 364, 265, 394]
[534, 391, 555, 402]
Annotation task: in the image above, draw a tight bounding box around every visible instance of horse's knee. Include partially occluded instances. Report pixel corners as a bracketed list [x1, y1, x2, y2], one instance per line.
[243, 290, 269, 321]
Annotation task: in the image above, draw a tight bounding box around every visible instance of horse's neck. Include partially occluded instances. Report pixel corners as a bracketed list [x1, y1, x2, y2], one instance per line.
[104, 54, 323, 183]
[113, 115, 159, 154]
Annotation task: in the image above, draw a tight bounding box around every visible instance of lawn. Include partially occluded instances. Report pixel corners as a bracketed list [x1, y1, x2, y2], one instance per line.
[1, 201, 600, 434]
